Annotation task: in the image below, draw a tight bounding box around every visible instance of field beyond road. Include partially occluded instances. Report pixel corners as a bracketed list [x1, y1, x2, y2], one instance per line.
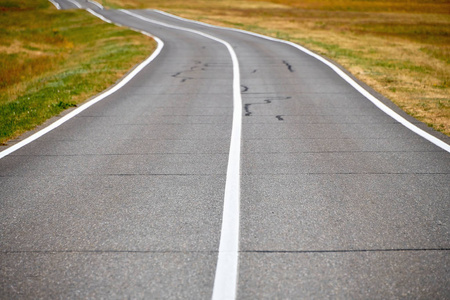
[0, 0, 156, 145]
[104, 0, 450, 136]
[1, 0, 448, 143]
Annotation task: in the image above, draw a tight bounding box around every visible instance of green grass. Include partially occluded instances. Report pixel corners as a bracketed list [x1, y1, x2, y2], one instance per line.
[0, 0, 156, 145]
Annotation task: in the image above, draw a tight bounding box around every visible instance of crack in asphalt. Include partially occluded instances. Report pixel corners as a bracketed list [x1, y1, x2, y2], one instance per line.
[4, 248, 449, 254]
[171, 61, 207, 83]
[242, 248, 450, 254]
[241, 85, 249, 93]
[282, 60, 294, 72]
[243, 96, 291, 119]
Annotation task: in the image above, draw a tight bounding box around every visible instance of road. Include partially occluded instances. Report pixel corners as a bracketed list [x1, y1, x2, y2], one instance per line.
[1, 1, 449, 298]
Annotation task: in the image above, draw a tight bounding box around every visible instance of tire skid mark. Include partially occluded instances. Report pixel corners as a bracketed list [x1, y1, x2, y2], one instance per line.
[283, 60, 294, 72]
[244, 96, 291, 119]
[171, 61, 208, 83]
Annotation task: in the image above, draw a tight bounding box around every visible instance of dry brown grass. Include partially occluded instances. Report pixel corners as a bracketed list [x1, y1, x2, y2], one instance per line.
[102, 0, 450, 136]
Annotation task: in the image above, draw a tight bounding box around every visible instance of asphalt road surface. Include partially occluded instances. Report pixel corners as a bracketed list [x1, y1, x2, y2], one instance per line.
[1, 1, 449, 298]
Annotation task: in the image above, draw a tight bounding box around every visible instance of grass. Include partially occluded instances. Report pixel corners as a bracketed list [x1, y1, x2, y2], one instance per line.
[0, 0, 156, 145]
[101, 0, 450, 136]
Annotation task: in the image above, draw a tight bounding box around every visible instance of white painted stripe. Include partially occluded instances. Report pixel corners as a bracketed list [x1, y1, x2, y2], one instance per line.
[153, 10, 450, 153]
[87, 0, 103, 10]
[86, 8, 111, 23]
[48, 0, 61, 10]
[119, 10, 242, 300]
[0, 37, 164, 160]
[66, 0, 82, 9]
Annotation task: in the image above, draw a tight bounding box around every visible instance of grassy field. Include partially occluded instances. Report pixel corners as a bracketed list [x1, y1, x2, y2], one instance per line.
[0, 0, 156, 145]
[102, 0, 450, 136]
[1, 0, 448, 142]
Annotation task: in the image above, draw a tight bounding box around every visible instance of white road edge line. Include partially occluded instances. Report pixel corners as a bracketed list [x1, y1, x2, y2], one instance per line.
[153, 10, 450, 153]
[87, 0, 103, 10]
[66, 0, 82, 9]
[119, 10, 242, 300]
[0, 15, 164, 160]
[86, 8, 111, 23]
[49, 0, 61, 10]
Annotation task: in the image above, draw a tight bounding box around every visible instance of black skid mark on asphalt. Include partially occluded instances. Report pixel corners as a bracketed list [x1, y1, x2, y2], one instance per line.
[282, 60, 294, 72]
[243, 96, 291, 117]
[241, 85, 249, 93]
[190, 61, 203, 71]
[172, 61, 206, 83]
[172, 72, 193, 83]
[244, 104, 252, 116]
[244, 99, 270, 116]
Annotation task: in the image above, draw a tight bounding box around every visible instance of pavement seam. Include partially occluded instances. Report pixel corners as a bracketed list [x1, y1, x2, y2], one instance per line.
[3, 248, 449, 254]
[242, 248, 450, 253]
[2, 250, 219, 254]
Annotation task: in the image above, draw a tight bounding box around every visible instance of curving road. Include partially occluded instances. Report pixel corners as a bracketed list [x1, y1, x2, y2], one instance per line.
[1, 1, 449, 298]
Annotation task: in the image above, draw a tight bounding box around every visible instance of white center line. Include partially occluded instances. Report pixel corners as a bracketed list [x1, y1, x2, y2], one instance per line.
[5, 5, 243, 298]
[118, 10, 242, 299]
